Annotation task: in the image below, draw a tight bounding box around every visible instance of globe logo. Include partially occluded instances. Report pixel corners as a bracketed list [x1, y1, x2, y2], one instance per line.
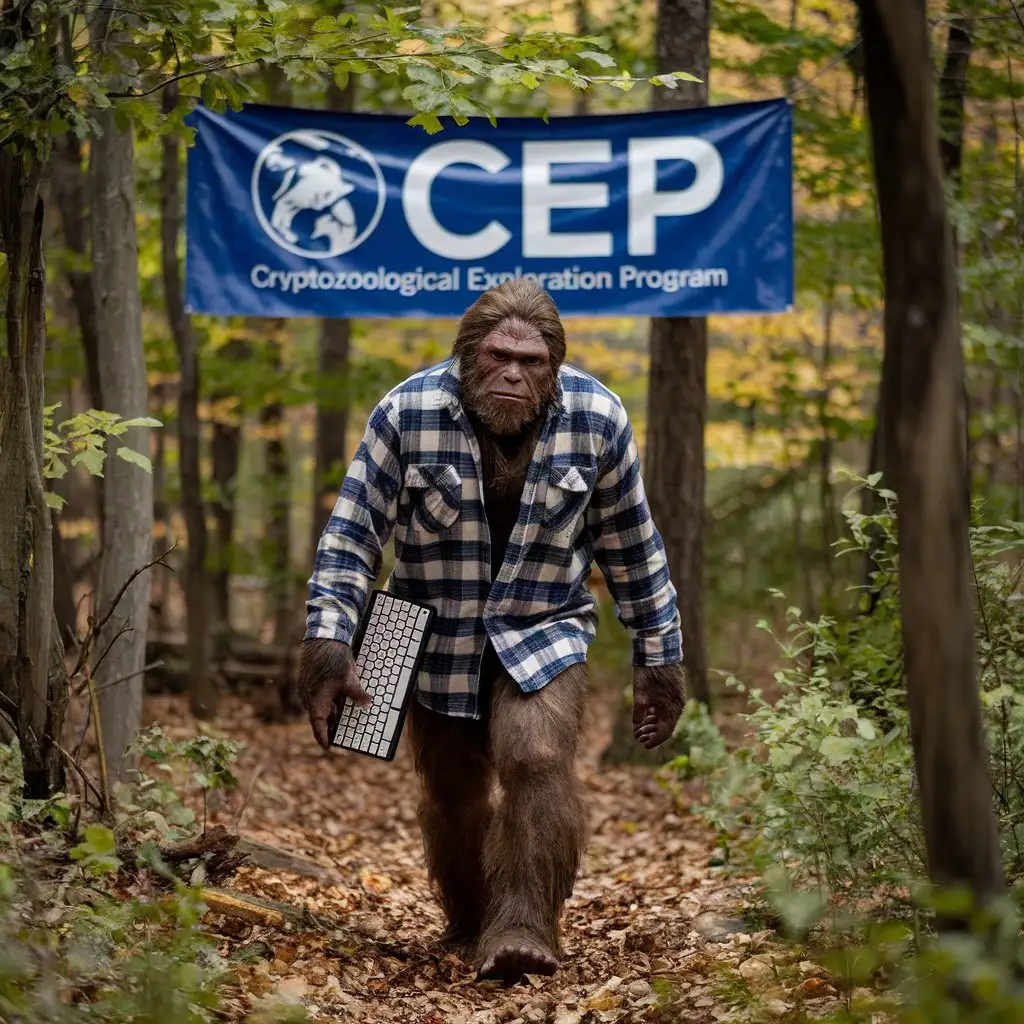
[250, 129, 386, 259]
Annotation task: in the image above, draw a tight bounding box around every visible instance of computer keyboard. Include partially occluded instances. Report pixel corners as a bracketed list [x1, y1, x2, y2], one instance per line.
[328, 590, 435, 761]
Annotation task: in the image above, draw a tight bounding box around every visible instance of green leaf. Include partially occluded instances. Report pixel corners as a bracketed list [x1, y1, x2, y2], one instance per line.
[407, 111, 444, 134]
[117, 416, 163, 429]
[115, 446, 153, 473]
[312, 16, 336, 32]
[819, 735, 858, 763]
[72, 447, 106, 477]
[45, 492, 66, 511]
[856, 718, 877, 740]
[578, 50, 616, 68]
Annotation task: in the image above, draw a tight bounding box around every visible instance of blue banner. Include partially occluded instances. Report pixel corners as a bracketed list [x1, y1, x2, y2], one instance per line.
[185, 99, 793, 319]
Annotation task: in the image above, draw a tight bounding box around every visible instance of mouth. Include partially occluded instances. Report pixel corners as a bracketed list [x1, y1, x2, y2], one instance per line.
[492, 392, 527, 401]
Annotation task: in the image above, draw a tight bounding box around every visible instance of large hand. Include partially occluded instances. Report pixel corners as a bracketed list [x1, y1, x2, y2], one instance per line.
[297, 639, 371, 751]
[632, 664, 686, 749]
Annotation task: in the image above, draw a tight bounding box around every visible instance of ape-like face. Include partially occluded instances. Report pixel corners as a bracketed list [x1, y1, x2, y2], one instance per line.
[461, 316, 558, 436]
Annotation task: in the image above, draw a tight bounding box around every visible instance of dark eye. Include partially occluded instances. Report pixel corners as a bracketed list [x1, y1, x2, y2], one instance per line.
[522, 356, 540, 366]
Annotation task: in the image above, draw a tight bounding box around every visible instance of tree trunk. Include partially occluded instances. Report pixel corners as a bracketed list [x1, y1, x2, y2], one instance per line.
[937, 7, 972, 187]
[210, 344, 246, 654]
[161, 84, 216, 719]
[90, 108, 153, 781]
[51, 132, 103, 411]
[262, 330, 293, 652]
[311, 77, 355, 563]
[861, 10, 972, 601]
[645, 0, 711, 706]
[859, 0, 1004, 911]
[0, 148, 66, 797]
[573, 0, 591, 115]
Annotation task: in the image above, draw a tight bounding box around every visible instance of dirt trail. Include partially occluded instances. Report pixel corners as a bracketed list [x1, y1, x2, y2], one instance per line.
[148, 694, 832, 1023]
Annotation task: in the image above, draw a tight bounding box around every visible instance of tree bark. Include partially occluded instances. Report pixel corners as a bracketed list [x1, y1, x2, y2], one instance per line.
[161, 83, 216, 719]
[262, 330, 293, 652]
[861, 9, 972, 601]
[51, 132, 103, 411]
[311, 78, 355, 563]
[573, 0, 591, 115]
[937, 7, 972, 186]
[90, 108, 154, 781]
[645, 0, 711, 706]
[0, 148, 66, 797]
[859, 0, 1004, 910]
[210, 343, 247, 653]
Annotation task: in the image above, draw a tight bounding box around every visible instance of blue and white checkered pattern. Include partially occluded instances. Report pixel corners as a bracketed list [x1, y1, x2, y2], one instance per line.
[305, 357, 683, 719]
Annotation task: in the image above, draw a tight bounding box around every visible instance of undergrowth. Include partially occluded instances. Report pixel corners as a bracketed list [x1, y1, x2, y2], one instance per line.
[0, 729, 305, 1022]
[679, 479, 1024, 1020]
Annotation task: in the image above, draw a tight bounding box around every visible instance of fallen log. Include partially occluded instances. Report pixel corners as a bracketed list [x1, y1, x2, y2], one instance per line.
[199, 887, 335, 931]
[157, 826, 341, 885]
[237, 836, 341, 885]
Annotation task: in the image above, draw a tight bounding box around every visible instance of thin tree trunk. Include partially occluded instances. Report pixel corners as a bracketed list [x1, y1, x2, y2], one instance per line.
[261, 67, 296, 712]
[311, 77, 355, 563]
[161, 82, 216, 719]
[262, 328, 293, 653]
[573, 0, 591, 115]
[819, 289, 836, 595]
[210, 346, 246, 654]
[937, 7, 972, 187]
[51, 132, 103, 411]
[645, 0, 711, 707]
[150, 380, 170, 633]
[90, 105, 153, 782]
[0, 148, 66, 797]
[859, 0, 1004, 911]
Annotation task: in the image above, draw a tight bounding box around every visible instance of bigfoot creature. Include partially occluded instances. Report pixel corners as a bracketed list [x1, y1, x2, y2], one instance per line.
[299, 279, 685, 982]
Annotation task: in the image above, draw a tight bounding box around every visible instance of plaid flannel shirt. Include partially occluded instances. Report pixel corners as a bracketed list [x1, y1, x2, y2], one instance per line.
[305, 356, 683, 719]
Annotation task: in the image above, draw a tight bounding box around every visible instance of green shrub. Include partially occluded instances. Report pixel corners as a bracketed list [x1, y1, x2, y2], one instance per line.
[697, 480, 1024, 904]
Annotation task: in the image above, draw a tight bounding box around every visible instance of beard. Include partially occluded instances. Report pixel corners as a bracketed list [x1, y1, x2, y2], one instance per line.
[459, 356, 556, 437]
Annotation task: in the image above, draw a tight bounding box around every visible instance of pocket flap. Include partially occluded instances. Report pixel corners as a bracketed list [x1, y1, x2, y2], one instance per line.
[550, 464, 591, 493]
[404, 463, 461, 491]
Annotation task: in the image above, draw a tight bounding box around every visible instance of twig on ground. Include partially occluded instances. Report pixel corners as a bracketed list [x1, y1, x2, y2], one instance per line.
[53, 741, 107, 812]
[231, 755, 267, 830]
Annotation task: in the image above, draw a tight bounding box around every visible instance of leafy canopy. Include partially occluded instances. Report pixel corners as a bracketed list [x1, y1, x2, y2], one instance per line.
[1, 0, 699, 150]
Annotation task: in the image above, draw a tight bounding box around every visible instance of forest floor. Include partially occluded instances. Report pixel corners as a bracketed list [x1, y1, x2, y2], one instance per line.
[145, 693, 856, 1024]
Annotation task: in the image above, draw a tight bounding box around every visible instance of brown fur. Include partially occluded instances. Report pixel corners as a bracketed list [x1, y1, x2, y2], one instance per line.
[407, 664, 589, 969]
[457, 281, 563, 438]
[633, 663, 687, 746]
[407, 701, 493, 950]
[297, 637, 353, 713]
[479, 665, 589, 961]
[454, 278, 566, 366]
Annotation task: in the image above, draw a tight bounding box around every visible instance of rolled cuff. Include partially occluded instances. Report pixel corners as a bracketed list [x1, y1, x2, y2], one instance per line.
[304, 606, 358, 646]
[632, 627, 683, 667]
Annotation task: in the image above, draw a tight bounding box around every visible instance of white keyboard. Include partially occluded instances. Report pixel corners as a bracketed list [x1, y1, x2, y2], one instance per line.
[329, 591, 434, 761]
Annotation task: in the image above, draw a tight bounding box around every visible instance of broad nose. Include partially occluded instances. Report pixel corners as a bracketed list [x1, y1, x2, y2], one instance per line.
[503, 362, 523, 383]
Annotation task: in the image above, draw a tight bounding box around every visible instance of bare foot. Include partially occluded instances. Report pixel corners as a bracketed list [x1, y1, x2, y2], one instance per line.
[476, 930, 558, 983]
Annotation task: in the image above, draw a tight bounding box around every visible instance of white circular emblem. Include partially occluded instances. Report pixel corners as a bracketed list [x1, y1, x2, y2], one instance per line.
[250, 129, 386, 259]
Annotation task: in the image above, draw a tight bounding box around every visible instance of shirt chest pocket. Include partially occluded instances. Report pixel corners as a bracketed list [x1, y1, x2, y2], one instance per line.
[404, 463, 462, 534]
[542, 462, 595, 535]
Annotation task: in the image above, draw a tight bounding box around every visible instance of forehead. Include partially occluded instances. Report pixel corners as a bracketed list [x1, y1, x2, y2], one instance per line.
[481, 320, 547, 358]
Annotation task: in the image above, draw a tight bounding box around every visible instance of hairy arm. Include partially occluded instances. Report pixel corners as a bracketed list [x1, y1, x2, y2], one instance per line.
[587, 410, 685, 747]
[301, 400, 402, 748]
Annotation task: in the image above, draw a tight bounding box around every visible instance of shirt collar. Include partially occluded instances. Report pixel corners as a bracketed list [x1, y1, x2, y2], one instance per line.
[436, 356, 567, 424]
